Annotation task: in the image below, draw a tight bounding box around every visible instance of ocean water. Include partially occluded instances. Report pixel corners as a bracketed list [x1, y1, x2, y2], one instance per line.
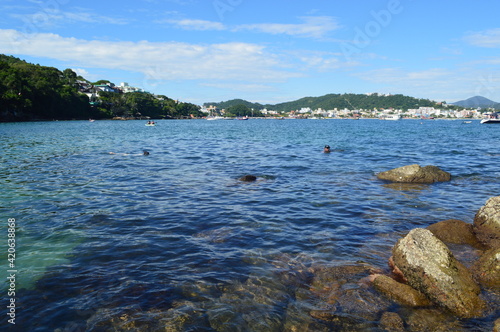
[0, 119, 499, 331]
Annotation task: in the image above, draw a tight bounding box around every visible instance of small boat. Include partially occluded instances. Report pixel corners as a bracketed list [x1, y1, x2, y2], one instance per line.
[480, 112, 500, 124]
[89, 119, 95, 122]
[462, 120, 472, 124]
[145, 121, 156, 126]
[237, 116, 249, 120]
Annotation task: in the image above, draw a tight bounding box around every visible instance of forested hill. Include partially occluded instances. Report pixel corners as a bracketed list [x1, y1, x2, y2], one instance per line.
[0, 55, 202, 122]
[0, 55, 94, 121]
[203, 99, 265, 111]
[206, 93, 448, 112]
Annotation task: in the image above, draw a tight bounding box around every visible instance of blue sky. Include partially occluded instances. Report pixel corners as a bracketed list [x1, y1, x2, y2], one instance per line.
[1, 0, 500, 105]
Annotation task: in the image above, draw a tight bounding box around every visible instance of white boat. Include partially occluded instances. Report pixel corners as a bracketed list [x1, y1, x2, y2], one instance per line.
[480, 112, 500, 124]
[206, 116, 225, 120]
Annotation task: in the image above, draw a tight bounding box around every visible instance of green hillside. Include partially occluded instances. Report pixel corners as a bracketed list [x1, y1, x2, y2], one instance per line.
[207, 93, 449, 112]
[204, 99, 265, 110]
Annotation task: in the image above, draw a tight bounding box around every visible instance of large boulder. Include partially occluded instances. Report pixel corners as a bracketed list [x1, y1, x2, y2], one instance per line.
[426, 219, 485, 249]
[472, 248, 500, 288]
[473, 196, 500, 249]
[376, 164, 451, 184]
[392, 228, 485, 318]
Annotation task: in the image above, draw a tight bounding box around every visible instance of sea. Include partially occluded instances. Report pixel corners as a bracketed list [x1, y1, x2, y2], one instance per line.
[0, 118, 499, 331]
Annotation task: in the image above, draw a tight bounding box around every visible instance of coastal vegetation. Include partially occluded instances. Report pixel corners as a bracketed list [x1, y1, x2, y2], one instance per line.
[0, 54, 202, 121]
[0, 55, 93, 121]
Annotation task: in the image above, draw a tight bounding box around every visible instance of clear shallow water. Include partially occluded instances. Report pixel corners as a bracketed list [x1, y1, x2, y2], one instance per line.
[0, 119, 499, 331]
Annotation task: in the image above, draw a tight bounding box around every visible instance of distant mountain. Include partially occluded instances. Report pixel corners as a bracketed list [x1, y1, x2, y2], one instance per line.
[206, 93, 443, 112]
[451, 96, 500, 109]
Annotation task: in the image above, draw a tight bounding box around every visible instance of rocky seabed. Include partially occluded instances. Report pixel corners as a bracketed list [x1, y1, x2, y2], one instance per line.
[84, 166, 500, 332]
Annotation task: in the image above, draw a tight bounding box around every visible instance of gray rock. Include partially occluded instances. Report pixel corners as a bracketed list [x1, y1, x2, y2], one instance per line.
[377, 164, 451, 184]
[392, 228, 485, 318]
[473, 196, 500, 249]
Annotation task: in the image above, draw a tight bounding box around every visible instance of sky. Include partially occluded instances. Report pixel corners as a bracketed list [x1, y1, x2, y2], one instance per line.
[1, 0, 500, 106]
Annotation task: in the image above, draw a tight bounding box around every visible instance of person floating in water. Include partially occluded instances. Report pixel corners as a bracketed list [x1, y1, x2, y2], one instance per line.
[323, 145, 331, 153]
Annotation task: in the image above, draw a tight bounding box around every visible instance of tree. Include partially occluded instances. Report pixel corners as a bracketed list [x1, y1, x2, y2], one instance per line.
[225, 104, 262, 117]
[62, 68, 77, 86]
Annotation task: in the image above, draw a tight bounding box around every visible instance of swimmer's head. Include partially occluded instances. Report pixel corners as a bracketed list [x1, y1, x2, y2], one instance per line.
[143, 151, 150, 156]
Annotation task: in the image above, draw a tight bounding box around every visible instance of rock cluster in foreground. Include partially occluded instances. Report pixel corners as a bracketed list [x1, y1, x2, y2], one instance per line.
[376, 195, 500, 322]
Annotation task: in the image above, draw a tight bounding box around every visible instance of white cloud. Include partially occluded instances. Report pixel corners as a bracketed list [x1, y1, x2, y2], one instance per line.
[464, 28, 500, 48]
[353, 67, 500, 102]
[0, 29, 298, 83]
[406, 68, 449, 81]
[358, 68, 449, 83]
[161, 16, 340, 40]
[291, 50, 360, 72]
[165, 19, 226, 31]
[72, 68, 89, 77]
[201, 82, 274, 93]
[236, 16, 340, 39]
[10, 7, 129, 28]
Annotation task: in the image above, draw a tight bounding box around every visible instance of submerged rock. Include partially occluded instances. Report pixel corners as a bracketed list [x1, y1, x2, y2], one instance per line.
[427, 219, 485, 248]
[376, 164, 451, 184]
[372, 274, 432, 307]
[392, 228, 485, 318]
[307, 263, 391, 325]
[207, 272, 291, 332]
[379, 311, 405, 332]
[283, 302, 331, 332]
[406, 308, 464, 332]
[239, 174, 257, 182]
[473, 196, 500, 249]
[472, 248, 500, 288]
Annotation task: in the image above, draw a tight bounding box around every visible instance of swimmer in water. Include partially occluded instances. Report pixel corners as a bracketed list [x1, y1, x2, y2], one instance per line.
[108, 151, 150, 156]
[323, 145, 331, 153]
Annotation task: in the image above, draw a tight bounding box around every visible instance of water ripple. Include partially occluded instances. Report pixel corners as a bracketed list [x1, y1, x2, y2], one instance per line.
[1, 119, 499, 331]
